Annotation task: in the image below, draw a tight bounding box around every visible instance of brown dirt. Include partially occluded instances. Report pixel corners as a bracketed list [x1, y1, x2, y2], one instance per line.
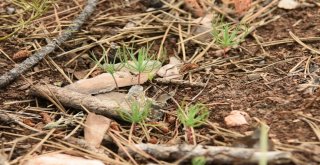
[1, 0, 320, 164]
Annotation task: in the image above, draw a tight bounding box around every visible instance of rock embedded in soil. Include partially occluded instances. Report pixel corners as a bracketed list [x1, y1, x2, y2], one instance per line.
[224, 110, 250, 127]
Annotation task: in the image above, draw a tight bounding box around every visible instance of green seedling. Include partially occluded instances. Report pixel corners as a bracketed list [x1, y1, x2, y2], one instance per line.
[118, 100, 151, 124]
[117, 99, 152, 142]
[212, 16, 248, 56]
[178, 103, 209, 128]
[178, 103, 209, 144]
[120, 45, 161, 84]
[192, 156, 206, 165]
[91, 46, 124, 91]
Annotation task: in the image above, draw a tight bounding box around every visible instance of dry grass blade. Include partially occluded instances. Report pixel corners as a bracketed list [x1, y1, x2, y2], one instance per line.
[22, 129, 56, 160]
[257, 37, 320, 47]
[2, 0, 319, 164]
[0, 0, 98, 88]
[289, 31, 320, 55]
[301, 118, 320, 141]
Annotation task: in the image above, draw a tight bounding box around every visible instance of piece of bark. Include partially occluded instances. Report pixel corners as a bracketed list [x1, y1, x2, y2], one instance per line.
[119, 144, 292, 164]
[64, 72, 150, 95]
[30, 85, 128, 120]
[0, 0, 98, 88]
[22, 153, 104, 165]
[84, 113, 111, 148]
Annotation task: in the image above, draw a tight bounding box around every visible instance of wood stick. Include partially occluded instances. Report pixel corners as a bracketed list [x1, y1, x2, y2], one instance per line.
[120, 143, 292, 164]
[0, 0, 98, 88]
[30, 84, 125, 120]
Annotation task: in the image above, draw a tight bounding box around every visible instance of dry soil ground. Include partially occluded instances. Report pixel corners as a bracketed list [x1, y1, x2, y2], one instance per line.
[0, 0, 320, 164]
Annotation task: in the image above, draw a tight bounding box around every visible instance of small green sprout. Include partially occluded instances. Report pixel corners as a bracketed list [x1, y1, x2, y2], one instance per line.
[91, 46, 124, 90]
[212, 16, 248, 56]
[178, 103, 209, 128]
[117, 100, 152, 124]
[117, 99, 152, 142]
[120, 45, 161, 84]
[192, 156, 206, 165]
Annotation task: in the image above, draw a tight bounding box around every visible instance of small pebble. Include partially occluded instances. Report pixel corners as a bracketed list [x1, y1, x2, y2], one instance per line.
[6, 7, 15, 14]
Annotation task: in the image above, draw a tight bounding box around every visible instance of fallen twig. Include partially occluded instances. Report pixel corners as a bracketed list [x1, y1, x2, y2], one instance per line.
[120, 143, 292, 164]
[0, 0, 98, 88]
[0, 111, 42, 132]
[30, 84, 125, 120]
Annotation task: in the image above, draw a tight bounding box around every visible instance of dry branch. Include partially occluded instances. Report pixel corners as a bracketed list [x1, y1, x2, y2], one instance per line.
[120, 143, 292, 164]
[0, 0, 98, 88]
[30, 84, 125, 120]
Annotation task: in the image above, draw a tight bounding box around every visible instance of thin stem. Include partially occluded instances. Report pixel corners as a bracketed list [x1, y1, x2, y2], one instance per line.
[138, 72, 141, 85]
[128, 123, 135, 143]
[191, 127, 196, 145]
[111, 74, 119, 91]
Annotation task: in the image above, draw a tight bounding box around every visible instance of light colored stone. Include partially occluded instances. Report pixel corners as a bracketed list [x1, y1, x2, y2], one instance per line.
[224, 110, 250, 127]
[278, 0, 299, 9]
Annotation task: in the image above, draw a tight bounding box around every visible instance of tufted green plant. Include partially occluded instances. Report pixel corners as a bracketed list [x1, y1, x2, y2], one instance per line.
[192, 156, 206, 165]
[120, 45, 161, 84]
[117, 100, 152, 124]
[212, 16, 248, 56]
[91, 45, 124, 90]
[178, 103, 209, 128]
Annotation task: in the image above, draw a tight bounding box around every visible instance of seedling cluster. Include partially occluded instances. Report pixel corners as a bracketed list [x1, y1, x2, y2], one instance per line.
[212, 16, 248, 56]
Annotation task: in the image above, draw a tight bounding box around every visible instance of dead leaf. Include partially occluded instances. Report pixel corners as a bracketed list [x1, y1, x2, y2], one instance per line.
[148, 136, 158, 144]
[110, 121, 120, 131]
[66, 60, 161, 94]
[156, 91, 176, 107]
[184, 0, 206, 17]
[149, 121, 170, 133]
[179, 63, 199, 73]
[22, 118, 36, 127]
[192, 14, 213, 42]
[278, 0, 299, 9]
[22, 153, 104, 165]
[157, 64, 180, 78]
[65, 71, 149, 94]
[39, 112, 52, 124]
[167, 115, 176, 125]
[233, 0, 252, 14]
[84, 113, 111, 148]
[74, 70, 90, 80]
[157, 56, 182, 79]
[12, 50, 30, 61]
[224, 110, 250, 127]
